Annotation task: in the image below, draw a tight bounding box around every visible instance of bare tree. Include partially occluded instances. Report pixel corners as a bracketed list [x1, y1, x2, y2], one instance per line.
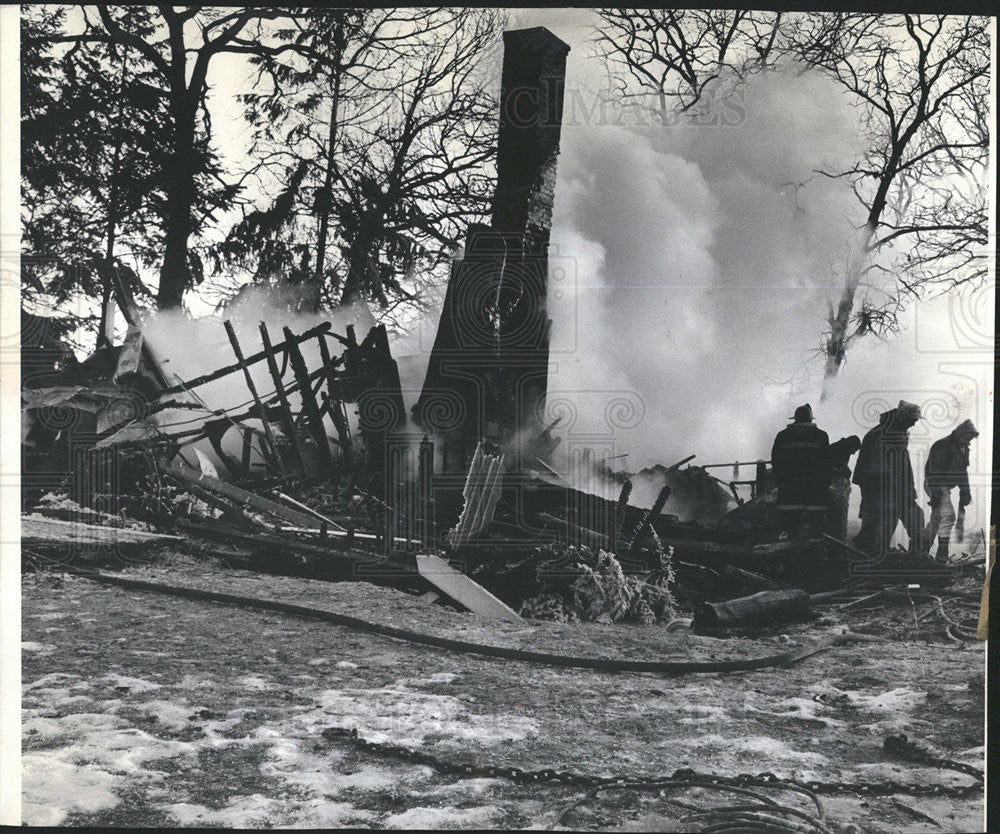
[593, 9, 784, 118]
[786, 14, 990, 390]
[48, 5, 306, 310]
[215, 7, 505, 320]
[594, 12, 990, 389]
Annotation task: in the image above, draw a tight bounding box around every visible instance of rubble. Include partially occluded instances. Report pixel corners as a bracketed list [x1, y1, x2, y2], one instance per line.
[19, 24, 973, 639]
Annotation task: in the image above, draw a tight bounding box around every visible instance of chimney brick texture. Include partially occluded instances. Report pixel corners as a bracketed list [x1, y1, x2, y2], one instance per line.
[491, 27, 571, 257]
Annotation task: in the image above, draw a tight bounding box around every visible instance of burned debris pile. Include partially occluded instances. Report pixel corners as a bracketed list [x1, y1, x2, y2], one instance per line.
[20, 26, 980, 638]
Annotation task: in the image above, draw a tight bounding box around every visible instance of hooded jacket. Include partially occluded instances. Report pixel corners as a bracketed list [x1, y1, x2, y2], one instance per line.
[852, 408, 917, 501]
[924, 419, 977, 495]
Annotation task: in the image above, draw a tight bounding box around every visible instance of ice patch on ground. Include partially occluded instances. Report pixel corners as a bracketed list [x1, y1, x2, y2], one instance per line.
[424, 778, 503, 797]
[21, 710, 198, 826]
[732, 735, 829, 764]
[748, 696, 846, 728]
[101, 675, 161, 693]
[850, 762, 972, 787]
[674, 701, 729, 724]
[311, 685, 538, 746]
[24, 673, 82, 692]
[252, 725, 434, 795]
[236, 674, 274, 690]
[847, 687, 927, 713]
[690, 733, 829, 768]
[21, 753, 119, 826]
[381, 804, 504, 829]
[165, 794, 374, 828]
[179, 673, 215, 690]
[335, 660, 358, 669]
[22, 642, 55, 653]
[135, 700, 196, 731]
[426, 672, 459, 683]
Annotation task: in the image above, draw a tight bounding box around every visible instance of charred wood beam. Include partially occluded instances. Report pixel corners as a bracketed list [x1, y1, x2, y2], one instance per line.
[630, 484, 671, 552]
[173, 518, 421, 587]
[171, 475, 269, 531]
[317, 331, 353, 465]
[117, 367, 329, 450]
[241, 428, 253, 473]
[158, 321, 333, 396]
[418, 435, 434, 546]
[103, 263, 169, 389]
[162, 460, 324, 530]
[609, 478, 632, 554]
[94, 362, 326, 447]
[224, 320, 280, 466]
[282, 325, 333, 471]
[536, 511, 609, 550]
[259, 321, 307, 476]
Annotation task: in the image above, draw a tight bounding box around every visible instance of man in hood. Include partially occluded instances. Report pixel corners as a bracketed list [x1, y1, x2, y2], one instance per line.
[827, 434, 861, 542]
[852, 400, 927, 559]
[770, 404, 831, 535]
[923, 418, 979, 562]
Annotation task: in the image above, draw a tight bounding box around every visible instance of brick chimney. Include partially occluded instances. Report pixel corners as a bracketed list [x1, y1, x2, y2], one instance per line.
[414, 27, 570, 473]
[491, 27, 571, 256]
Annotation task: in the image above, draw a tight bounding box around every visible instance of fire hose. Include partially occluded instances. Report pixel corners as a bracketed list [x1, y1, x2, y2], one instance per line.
[67, 568, 883, 675]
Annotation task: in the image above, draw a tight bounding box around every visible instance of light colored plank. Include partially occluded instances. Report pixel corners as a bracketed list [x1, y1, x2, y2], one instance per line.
[416, 553, 523, 623]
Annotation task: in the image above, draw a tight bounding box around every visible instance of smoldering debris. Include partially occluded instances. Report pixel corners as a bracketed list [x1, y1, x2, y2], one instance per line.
[21, 25, 971, 635]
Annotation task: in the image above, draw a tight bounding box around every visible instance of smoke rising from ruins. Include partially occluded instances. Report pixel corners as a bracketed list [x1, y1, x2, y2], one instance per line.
[140, 12, 991, 530]
[542, 55, 993, 527]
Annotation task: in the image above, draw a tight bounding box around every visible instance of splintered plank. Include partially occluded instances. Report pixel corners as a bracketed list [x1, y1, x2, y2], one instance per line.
[161, 461, 322, 531]
[259, 321, 307, 475]
[282, 325, 333, 470]
[224, 319, 279, 464]
[22, 515, 185, 546]
[415, 553, 524, 623]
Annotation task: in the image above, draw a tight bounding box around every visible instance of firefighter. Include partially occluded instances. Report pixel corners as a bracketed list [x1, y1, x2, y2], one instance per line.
[923, 419, 978, 563]
[852, 400, 926, 559]
[827, 434, 861, 542]
[770, 404, 831, 535]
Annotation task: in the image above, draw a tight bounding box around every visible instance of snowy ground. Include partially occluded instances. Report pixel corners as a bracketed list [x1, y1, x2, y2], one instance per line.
[21, 556, 986, 830]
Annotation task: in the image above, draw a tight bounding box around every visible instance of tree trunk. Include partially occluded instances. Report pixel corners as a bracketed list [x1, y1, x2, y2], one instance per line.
[313, 31, 344, 308]
[819, 277, 857, 399]
[98, 47, 129, 348]
[157, 93, 198, 310]
[820, 159, 896, 394]
[339, 232, 371, 306]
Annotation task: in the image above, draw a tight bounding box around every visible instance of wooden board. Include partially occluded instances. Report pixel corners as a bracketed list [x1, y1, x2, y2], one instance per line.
[415, 553, 524, 623]
[22, 515, 185, 546]
[162, 461, 322, 530]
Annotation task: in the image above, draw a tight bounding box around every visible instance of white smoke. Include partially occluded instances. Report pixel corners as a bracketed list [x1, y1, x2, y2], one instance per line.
[530, 18, 992, 536]
[139, 287, 376, 469]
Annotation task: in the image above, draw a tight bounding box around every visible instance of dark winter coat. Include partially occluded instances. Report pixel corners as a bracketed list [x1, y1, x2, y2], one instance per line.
[829, 435, 861, 478]
[924, 420, 975, 495]
[770, 422, 831, 508]
[852, 408, 917, 503]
